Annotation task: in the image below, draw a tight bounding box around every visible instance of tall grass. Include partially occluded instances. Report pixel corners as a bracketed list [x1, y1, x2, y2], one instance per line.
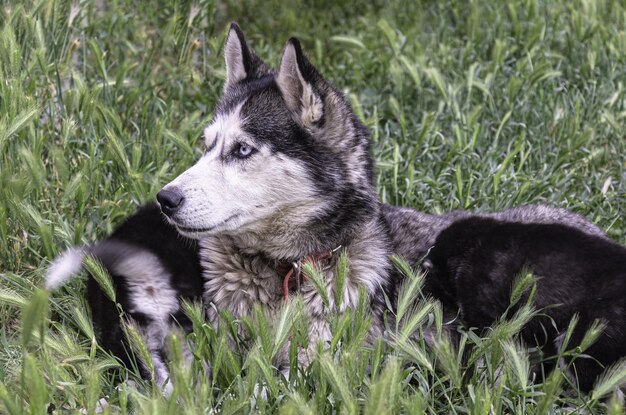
[0, 0, 624, 413]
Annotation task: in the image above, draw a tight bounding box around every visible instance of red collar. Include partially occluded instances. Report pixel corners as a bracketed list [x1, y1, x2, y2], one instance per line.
[281, 246, 342, 300]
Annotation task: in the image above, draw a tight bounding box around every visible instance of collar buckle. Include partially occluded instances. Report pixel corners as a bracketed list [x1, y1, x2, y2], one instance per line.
[282, 245, 341, 300]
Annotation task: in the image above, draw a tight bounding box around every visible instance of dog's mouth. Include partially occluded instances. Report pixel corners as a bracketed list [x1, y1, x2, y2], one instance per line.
[172, 212, 241, 238]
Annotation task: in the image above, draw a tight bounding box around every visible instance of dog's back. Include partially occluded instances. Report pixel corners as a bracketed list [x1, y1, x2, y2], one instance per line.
[382, 203, 607, 267]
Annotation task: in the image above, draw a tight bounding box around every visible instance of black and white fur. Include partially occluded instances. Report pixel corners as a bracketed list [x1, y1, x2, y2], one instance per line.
[47, 204, 203, 392]
[422, 216, 626, 392]
[157, 23, 394, 371]
[46, 23, 609, 389]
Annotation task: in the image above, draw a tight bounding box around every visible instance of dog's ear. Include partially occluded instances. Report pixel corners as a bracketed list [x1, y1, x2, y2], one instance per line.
[224, 22, 268, 89]
[276, 38, 324, 127]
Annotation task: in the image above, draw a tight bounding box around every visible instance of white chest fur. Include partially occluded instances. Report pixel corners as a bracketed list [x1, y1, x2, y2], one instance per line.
[199, 236, 284, 325]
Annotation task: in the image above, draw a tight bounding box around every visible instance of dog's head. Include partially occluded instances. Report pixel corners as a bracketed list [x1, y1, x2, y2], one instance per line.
[158, 23, 377, 242]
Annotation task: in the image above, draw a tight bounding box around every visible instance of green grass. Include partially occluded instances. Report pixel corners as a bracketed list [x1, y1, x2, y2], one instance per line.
[1, 0, 625, 413]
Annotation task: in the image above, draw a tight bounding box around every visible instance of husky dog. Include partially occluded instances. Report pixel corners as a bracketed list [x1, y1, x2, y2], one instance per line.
[422, 216, 626, 392]
[46, 23, 608, 389]
[48, 22, 395, 385]
[156, 23, 395, 372]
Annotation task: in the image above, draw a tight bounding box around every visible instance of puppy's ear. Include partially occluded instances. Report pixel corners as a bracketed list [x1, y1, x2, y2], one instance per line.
[224, 23, 268, 89]
[276, 38, 324, 128]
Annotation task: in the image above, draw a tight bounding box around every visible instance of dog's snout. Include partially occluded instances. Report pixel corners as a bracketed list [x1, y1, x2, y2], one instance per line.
[157, 187, 185, 216]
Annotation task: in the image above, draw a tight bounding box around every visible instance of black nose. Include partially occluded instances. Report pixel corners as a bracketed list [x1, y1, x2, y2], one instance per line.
[157, 187, 184, 216]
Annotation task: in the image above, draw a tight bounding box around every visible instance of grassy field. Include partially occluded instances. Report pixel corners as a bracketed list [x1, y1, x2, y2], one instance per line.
[1, 0, 625, 413]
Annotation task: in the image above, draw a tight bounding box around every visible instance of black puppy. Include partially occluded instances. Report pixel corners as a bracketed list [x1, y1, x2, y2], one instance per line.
[423, 216, 626, 392]
[47, 203, 204, 392]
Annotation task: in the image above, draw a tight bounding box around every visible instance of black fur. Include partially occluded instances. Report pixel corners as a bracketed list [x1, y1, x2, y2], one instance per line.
[424, 217, 626, 392]
[87, 203, 203, 373]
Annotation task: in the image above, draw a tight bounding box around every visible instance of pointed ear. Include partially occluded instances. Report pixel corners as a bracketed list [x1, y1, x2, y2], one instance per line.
[224, 23, 267, 89]
[276, 38, 324, 127]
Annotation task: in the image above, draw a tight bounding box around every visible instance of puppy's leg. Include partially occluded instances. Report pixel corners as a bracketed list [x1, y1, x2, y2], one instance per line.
[141, 320, 174, 395]
[555, 319, 621, 394]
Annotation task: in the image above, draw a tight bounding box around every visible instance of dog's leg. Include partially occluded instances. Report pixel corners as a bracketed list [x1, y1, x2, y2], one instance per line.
[298, 316, 332, 369]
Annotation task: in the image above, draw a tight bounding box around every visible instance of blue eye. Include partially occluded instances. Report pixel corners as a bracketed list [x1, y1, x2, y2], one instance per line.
[236, 143, 254, 158]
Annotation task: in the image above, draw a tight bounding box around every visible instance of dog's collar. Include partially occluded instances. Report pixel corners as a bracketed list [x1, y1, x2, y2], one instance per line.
[280, 245, 342, 300]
